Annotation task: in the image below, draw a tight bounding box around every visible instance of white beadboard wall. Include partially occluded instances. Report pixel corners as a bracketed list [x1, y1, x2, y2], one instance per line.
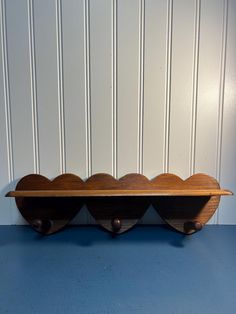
[0, 0, 235, 225]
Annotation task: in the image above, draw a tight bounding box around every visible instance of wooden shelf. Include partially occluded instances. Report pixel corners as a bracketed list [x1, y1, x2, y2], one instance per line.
[6, 188, 232, 197]
[6, 172, 233, 235]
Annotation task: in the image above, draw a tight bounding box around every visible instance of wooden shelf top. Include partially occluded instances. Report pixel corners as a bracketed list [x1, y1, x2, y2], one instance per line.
[6, 189, 233, 198]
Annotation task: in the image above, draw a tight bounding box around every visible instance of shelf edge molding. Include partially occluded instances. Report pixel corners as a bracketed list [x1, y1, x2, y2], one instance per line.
[6, 189, 232, 197]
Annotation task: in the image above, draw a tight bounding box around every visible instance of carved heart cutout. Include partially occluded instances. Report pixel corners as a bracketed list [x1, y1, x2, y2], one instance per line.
[15, 174, 84, 234]
[152, 173, 220, 234]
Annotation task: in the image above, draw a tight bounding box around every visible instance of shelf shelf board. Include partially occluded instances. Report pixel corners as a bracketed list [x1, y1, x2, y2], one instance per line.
[6, 189, 233, 198]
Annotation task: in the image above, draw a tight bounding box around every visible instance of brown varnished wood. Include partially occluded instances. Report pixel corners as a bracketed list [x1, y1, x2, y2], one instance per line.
[7, 172, 231, 197]
[86, 196, 149, 234]
[152, 173, 223, 234]
[16, 196, 82, 235]
[6, 189, 231, 197]
[6, 172, 233, 235]
[154, 195, 219, 234]
[85, 174, 150, 233]
[14, 173, 85, 190]
[14, 174, 83, 234]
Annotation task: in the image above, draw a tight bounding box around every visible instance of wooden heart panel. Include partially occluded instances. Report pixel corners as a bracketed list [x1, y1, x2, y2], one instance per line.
[85, 174, 150, 233]
[15, 174, 84, 234]
[151, 173, 220, 234]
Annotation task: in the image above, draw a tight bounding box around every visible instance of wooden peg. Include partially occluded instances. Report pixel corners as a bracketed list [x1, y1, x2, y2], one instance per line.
[184, 221, 203, 233]
[32, 219, 53, 233]
[111, 218, 121, 232]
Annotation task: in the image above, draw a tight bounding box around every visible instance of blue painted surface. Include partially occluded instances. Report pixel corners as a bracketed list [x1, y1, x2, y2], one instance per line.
[0, 226, 236, 314]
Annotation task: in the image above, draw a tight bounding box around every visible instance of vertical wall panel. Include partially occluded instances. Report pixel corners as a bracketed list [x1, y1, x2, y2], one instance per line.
[5, 0, 34, 178]
[0, 66, 11, 224]
[5, 0, 35, 224]
[0, 0, 12, 223]
[195, 0, 224, 223]
[85, 0, 113, 224]
[169, 0, 195, 179]
[219, 0, 236, 224]
[143, 0, 167, 178]
[195, 0, 224, 175]
[90, 0, 112, 174]
[61, 0, 86, 176]
[0, 85, 11, 223]
[33, 0, 61, 177]
[61, 0, 88, 224]
[117, 0, 140, 177]
[142, 0, 167, 224]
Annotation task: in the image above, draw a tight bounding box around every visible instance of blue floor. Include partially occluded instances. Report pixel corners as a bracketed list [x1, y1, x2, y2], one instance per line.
[0, 225, 236, 314]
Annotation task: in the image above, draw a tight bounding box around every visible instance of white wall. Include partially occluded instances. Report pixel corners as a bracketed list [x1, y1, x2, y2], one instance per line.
[0, 0, 235, 225]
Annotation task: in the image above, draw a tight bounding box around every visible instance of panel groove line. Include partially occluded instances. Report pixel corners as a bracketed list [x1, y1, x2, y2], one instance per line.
[84, 0, 92, 224]
[218, 0, 236, 224]
[136, 0, 145, 224]
[163, 0, 173, 173]
[216, 0, 228, 224]
[56, 0, 66, 174]
[0, 0, 13, 182]
[194, 0, 225, 224]
[112, 0, 117, 178]
[27, 0, 39, 174]
[190, 0, 201, 176]
[84, 0, 92, 178]
[138, 0, 145, 175]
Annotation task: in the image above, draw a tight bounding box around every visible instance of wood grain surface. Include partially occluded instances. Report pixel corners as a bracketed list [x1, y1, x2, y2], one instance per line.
[6, 173, 233, 235]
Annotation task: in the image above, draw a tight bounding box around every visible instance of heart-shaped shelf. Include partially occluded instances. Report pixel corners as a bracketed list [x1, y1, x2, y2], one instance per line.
[9, 174, 84, 234]
[6, 173, 232, 235]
